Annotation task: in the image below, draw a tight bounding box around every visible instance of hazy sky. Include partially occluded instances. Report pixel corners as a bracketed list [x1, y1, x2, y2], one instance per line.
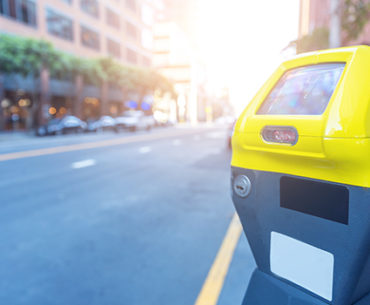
[196, 0, 300, 113]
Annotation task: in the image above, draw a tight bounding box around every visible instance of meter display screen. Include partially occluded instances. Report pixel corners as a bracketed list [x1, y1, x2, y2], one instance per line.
[257, 63, 345, 115]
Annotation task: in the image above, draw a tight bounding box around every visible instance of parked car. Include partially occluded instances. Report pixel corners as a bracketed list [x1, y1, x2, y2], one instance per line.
[227, 120, 236, 149]
[86, 116, 117, 133]
[153, 111, 176, 127]
[115, 111, 155, 131]
[215, 115, 236, 125]
[37, 116, 87, 136]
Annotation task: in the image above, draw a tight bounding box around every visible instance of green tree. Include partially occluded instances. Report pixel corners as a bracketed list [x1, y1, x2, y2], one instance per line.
[49, 52, 76, 80]
[128, 68, 177, 103]
[0, 35, 55, 76]
[294, 0, 370, 53]
[75, 57, 107, 85]
[0, 34, 176, 100]
[341, 0, 370, 43]
[97, 57, 121, 84]
[296, 27, 330, 54]
[152, 72, 177, 99]
[0, 35, 25, 74]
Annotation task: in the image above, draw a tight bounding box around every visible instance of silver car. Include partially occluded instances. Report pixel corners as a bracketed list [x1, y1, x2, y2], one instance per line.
[115, 111, 155, 132]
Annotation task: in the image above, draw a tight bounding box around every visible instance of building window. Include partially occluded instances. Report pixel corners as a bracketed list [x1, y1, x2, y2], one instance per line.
[141, 4, 153, 26]
[125, 0, 135, 12]
[81, 25, 100, 50]
[80, 0, 99, 18]
[19, 0, 34, 24]
[141, 29, 152, 49]
[106, 7, 119, 29]
[8, 0, 16, 18]
[126, 48, 137, 64]
[46, 9, 74, 41]
[107, 38, 121, 58]
[126, 21, 138, 39]
[0, 0, 37, 27]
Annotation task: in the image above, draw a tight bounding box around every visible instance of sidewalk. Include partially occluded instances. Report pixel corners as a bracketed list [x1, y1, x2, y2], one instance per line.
[0, 123, 228, 145]
[0, 130, 34, 142]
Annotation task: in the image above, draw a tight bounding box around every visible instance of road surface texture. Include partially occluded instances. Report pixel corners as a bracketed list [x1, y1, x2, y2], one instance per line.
[0, 126, 256, 305]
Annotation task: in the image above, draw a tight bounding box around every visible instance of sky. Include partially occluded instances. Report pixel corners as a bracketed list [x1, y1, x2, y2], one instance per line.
[195, 0, 300, 114]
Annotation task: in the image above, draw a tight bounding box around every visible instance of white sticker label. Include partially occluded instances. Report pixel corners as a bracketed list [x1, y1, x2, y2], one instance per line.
[270, 232, 334, 301]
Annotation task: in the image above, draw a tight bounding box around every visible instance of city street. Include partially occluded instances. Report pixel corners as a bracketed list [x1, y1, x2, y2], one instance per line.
[0, 126, 255, 305]
[2, 0, 370, 303]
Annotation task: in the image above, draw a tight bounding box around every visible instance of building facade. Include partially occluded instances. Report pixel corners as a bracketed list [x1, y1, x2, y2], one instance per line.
[153, 21, 207, 123]
[0, 0, 164, 130]
[299, 0, 370, 44]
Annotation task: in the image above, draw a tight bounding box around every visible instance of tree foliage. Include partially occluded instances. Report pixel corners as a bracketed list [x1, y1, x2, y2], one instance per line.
[0, 35, 55, 76]
[294, 0, 370, 53]
[341, 0, 370, 42]
[296, 27, 330, 54]
[0, 34, 176, 98]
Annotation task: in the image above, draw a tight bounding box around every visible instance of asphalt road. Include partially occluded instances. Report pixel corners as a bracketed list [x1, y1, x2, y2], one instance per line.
[0, 126, 256, 305]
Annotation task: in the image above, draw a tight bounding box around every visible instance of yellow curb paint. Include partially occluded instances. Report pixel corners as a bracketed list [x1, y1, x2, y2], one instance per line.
[195, 213, 242, 305]
[0, 130, 198, 162]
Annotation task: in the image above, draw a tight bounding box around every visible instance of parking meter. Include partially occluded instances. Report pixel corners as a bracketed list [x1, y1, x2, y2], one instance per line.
[231, 46, 370, 305]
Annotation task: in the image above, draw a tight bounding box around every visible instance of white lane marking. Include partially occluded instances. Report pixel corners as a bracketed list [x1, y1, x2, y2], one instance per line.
[71, 159, 96, 169]
[270, 232, 334, 301]
[139, 146, 152, 154]
[172, 139, 181, 146]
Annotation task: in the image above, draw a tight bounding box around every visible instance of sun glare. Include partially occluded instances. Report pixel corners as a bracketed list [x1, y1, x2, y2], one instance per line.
[197, 0, 300, 114]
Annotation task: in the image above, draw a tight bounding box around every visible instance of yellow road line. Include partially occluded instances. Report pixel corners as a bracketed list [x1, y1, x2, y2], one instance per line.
[0, 130, 196, 162]
[195, 213, 242, 305]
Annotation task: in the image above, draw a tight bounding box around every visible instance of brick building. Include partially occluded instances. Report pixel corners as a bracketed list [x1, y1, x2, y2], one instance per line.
[0, 0, 164, 130]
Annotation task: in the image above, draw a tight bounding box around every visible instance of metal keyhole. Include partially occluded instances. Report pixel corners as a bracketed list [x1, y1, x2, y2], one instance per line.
[233, 175, 252, 198]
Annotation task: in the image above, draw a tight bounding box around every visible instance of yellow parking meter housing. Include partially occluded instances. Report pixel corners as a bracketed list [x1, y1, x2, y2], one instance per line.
[231, 46, 370, 305]
[232, 46, 370, 187]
